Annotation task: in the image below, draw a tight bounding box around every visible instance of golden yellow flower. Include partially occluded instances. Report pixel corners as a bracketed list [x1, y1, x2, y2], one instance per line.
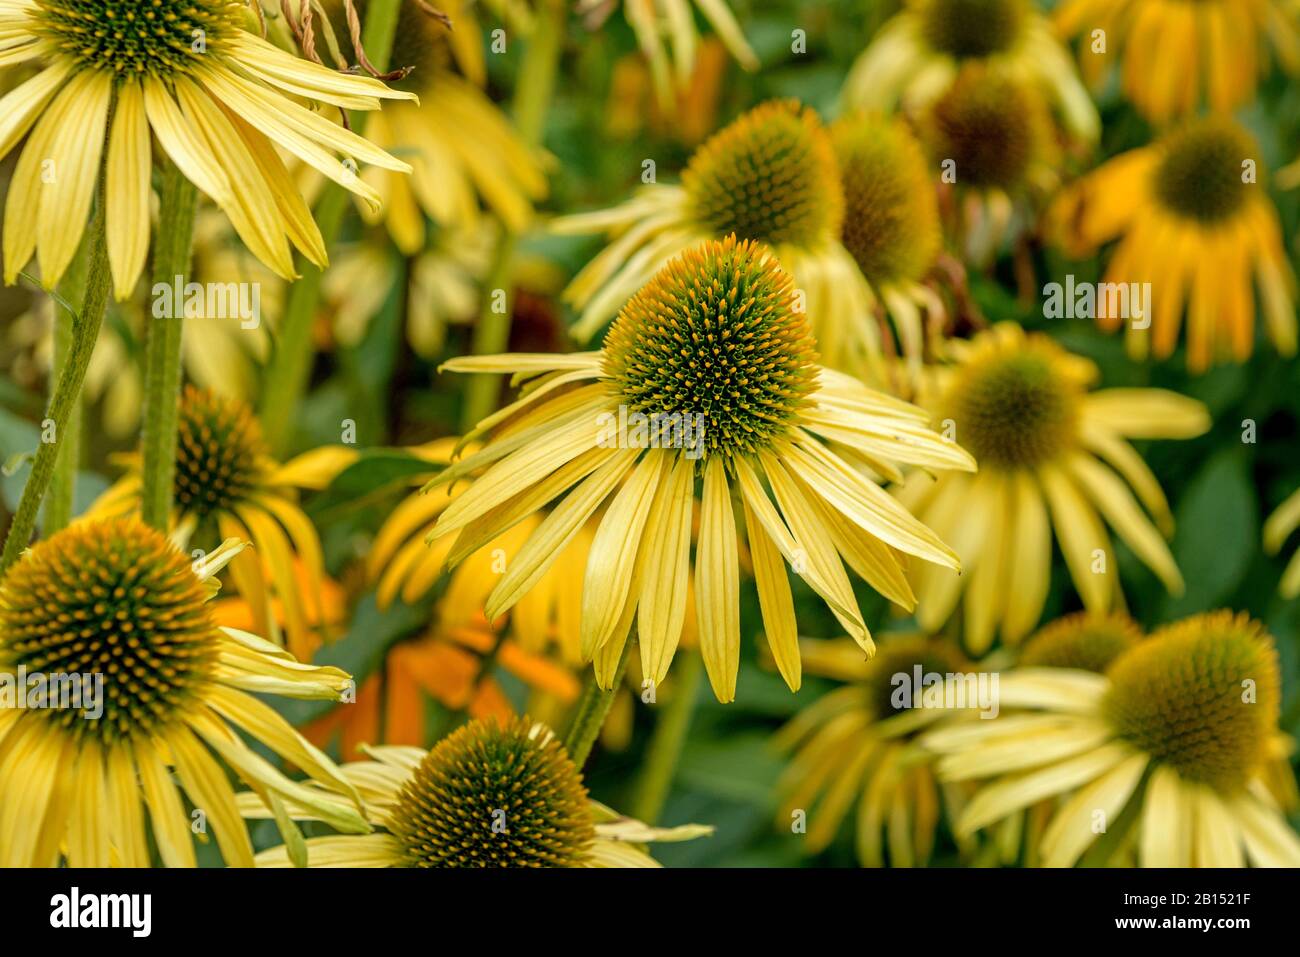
[0, 518, 365, 866]
[0, 0, 413, 298]
[429, 237, 974, 701]
[243, 717, 711, 867]
[842, 0, 1098, 143]
[1056, 0, 1300, 123]
[89, 386, 356, 660]
[1264, 485, 1300, 597]
[1053, 116, 1296, 372]
[775, 633, 977, 866]
[925, 611, 1300, 867]
[898, 323, 1208, 652]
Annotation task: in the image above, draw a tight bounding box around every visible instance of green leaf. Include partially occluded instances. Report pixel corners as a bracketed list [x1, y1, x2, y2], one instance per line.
[1159, 449, 1258, 619]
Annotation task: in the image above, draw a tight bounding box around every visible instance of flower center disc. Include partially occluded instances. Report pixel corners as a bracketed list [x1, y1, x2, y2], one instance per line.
[1103, 612, 1280, 789]
[174, 386, 266, 520]
[602, 236, 819, 460]
[1152, 119, 1255, 225]
[1020, 612, 1143, 673]
[34, 0, 246, 76]
[927, 68, 1042, 191]
[683, 100, 843, 250]
[833, 115, 942, 285]
[919, 0, 1029, 59]
[391, 718, 595, 868]
[946, 344, 1079, 470]
[862, 636, 970, 722]
[0, 519, 217, 743]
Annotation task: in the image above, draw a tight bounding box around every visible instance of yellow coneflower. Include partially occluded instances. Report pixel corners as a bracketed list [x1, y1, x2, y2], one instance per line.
[975, 611, 1143, 866]
[427, 237, 974, 702]
[244, 717, 711, 867]
[0, 0, 414, 299]
[828, 111, 945, 380]
[924, 611, 1300, 867]
[1053, 116, 1297, 372]
[88, 386, 356, 660]
[919, 64, 1061, 265]
[578, 0, 758, 110]
[1056, 0, 1300, 124]
[556, 99, 934, 375]
[842, 0, 1098, 144]
[0, 517, 366, 867]
[312, 0, 547, 253]
[775, 634, 978, 867]
[898, 323, 1208, 652]
[1264, 486, 1300, 597]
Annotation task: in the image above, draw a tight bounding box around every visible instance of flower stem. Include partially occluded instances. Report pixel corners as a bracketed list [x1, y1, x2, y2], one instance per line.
[459, 0, 565, 430]
[259, 0, 403, 454]
[44, 243, 91, 535]
[139, 162, 198, 531]
[562, 631, 632, 768]
[628, 647, 703, 824]
[0, 199, 111, 575]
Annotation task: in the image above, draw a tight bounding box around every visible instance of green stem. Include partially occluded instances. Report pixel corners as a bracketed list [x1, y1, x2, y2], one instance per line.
[459, 0, 565, 430]
[259, 0, 403, 454]
[628, 647, 703, 824]
[44, 282, 85, 534]
[0, 202, 112, 575]
[562, 631, 632, 768]
[139, 163, 199, 531]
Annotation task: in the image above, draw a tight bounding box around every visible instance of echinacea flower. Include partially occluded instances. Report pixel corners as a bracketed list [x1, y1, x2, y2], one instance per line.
[0, 0, 414, 298]
[827, 111, 945, 380]
[89, 386, 356, 660]
[1056, 0, 1300, 123]
[427, 237, 975, 701]
[0, 517, 366, 867]
[898, 323, 1209, 652]
[774, 634, 977, 867]
[1053, 116, 1297, 372]
[924, 611, 1300, 867]
[313, 0, 548, 251]
[244, 717, 711, 867]
[556, 99, 935, 375]
[919, 64, 1060, 264]
[842, 0, 1098, 144]
[578, 0, 758, 109]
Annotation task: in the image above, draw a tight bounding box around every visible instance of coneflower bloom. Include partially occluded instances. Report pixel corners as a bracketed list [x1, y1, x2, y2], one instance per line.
[89, 386, 356, 660]
[842, 0, 1098, 144]
[245, 717, 711, 867]
[0, 0, 414, 298]
[1053, 116, 1297, 372]
[775, 634, 978, 867]
[898, 323, 1209, 652]
[554, 100, 928, 373]
[0, 518, 366, 867]
[316, 0, 548, 251]
[828, 112, 945, 380]
[1056, 0, 1300, 123]
[578, 0, 758, 109]
[919, 64, 1061, 265]
[925, 612, 1300, 867]
[427, 237, 974, 702]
